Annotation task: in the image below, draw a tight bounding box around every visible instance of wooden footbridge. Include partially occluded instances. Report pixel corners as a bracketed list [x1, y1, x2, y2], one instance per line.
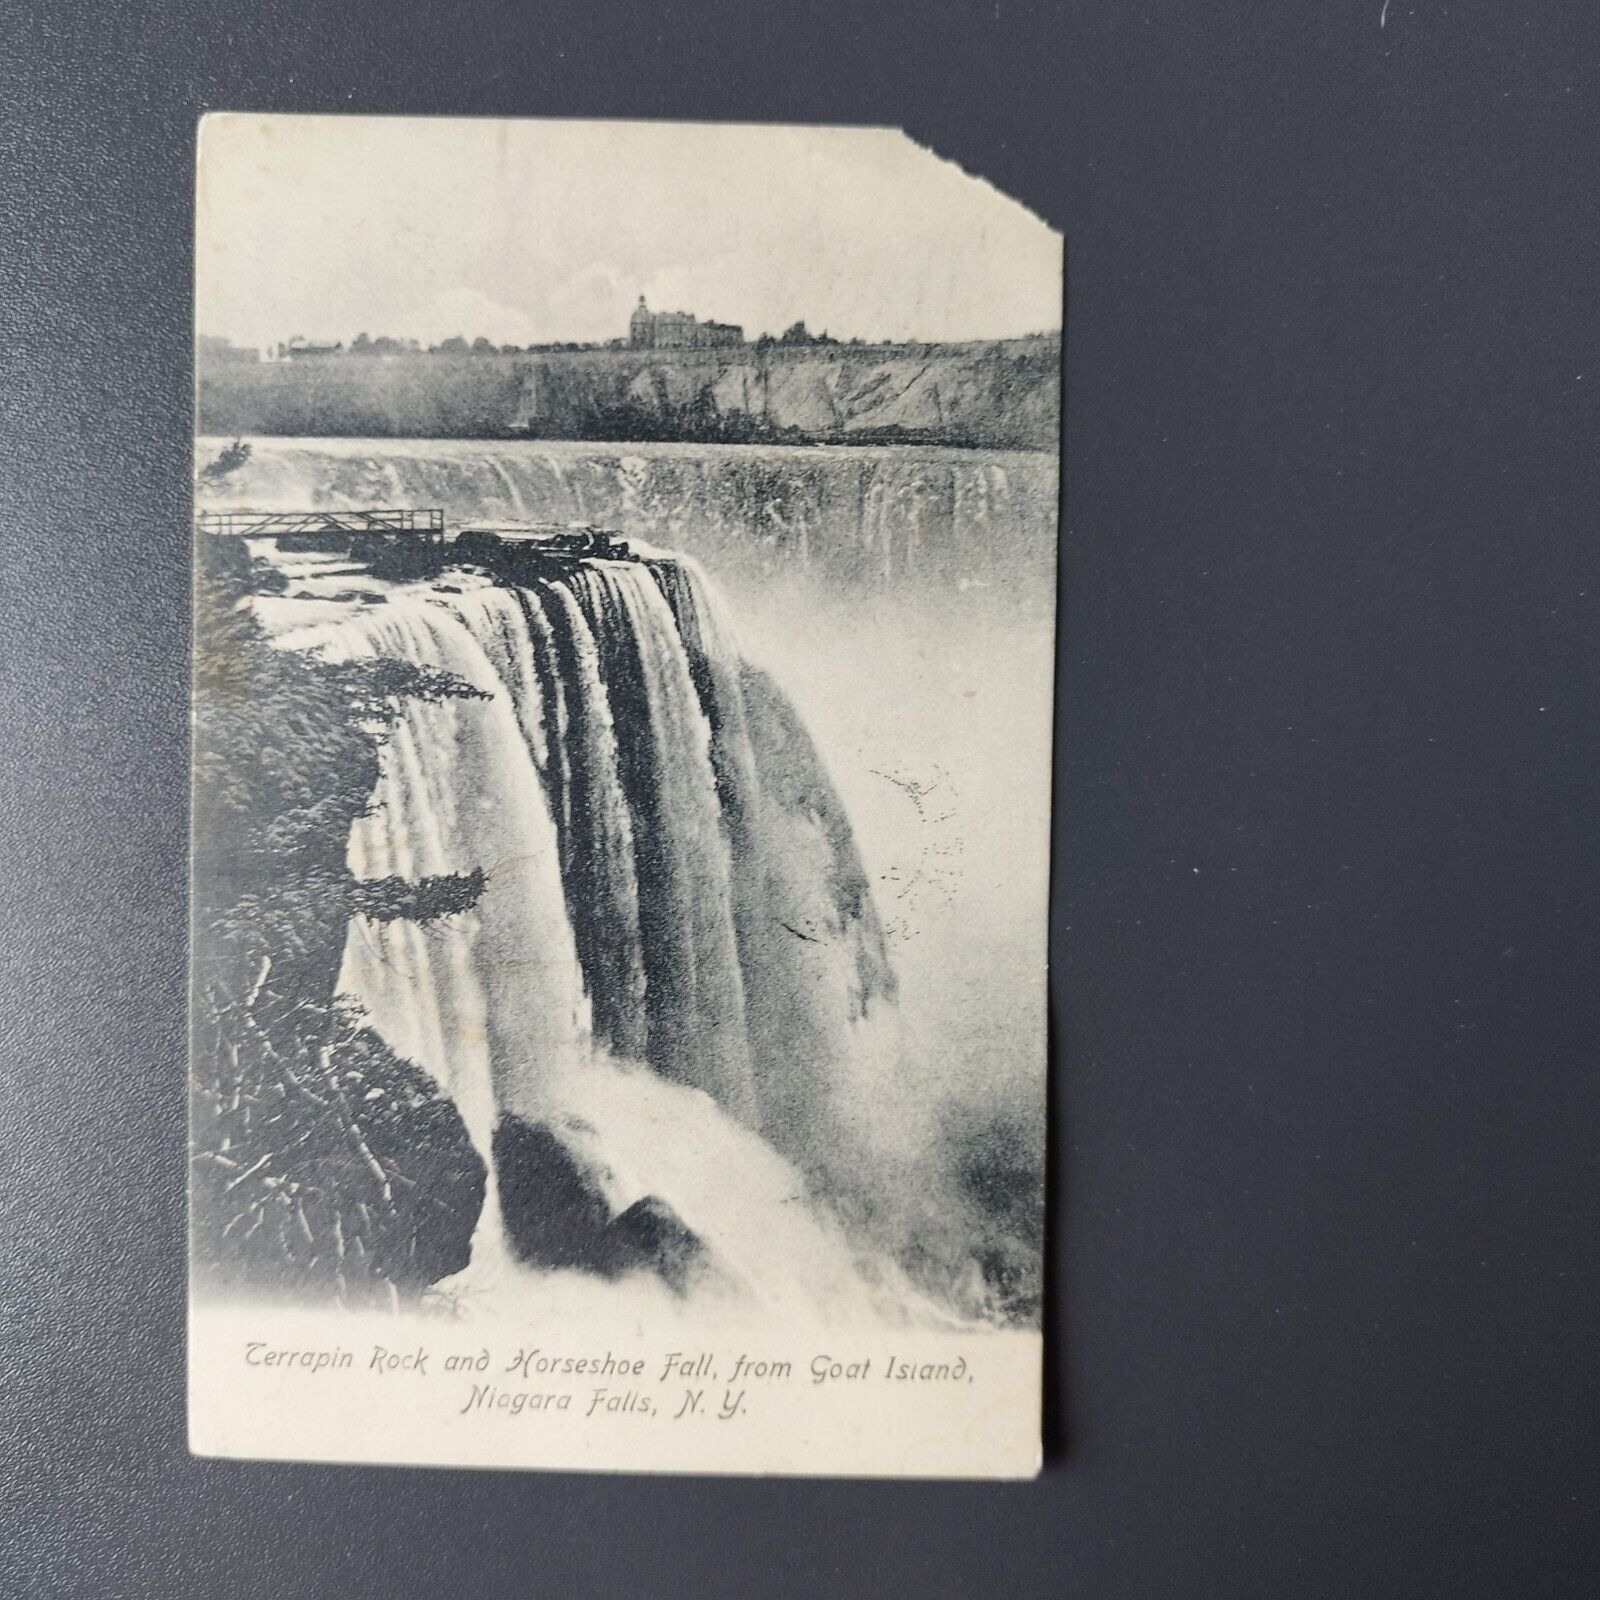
[196, 506, 637, 569]
[196, 508, 446, 540]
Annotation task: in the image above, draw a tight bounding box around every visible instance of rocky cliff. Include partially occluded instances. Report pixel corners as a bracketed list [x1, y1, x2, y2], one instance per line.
[197, 338, 1061, 452]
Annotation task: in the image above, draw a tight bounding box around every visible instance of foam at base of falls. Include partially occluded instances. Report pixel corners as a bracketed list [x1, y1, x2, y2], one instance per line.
[437, 1053, 950, 1327]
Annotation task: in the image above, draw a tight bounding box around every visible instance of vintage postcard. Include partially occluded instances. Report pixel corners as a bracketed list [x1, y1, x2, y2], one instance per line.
[189, 115, 1060, 1477]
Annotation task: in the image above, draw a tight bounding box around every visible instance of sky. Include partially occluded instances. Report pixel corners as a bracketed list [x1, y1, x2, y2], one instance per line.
[196, 116, 1062, 350]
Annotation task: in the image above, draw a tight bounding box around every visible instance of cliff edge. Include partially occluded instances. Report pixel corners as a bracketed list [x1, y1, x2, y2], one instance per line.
[197, 337, 1061, 452]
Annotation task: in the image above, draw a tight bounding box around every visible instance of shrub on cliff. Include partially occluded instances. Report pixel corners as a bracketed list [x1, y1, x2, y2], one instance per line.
[197, 436, 251, 483]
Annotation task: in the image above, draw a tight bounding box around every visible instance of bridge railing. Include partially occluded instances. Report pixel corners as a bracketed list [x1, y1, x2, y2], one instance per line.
[196, 508, 446, 539]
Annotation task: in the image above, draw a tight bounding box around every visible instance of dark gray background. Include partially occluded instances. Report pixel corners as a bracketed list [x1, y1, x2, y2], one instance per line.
[3, 2, 1597, 1595]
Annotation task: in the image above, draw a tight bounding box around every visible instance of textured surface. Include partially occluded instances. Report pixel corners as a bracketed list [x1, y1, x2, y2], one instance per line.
[196, 339, 1062, 448]
[3, 2, 1600, 1596]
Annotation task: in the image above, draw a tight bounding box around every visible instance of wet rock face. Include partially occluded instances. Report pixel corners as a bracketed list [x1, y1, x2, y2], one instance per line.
[492, 1118, 616, 1273]
[493, 1115, 708, 1292]
[608, 1196, 708, 1292]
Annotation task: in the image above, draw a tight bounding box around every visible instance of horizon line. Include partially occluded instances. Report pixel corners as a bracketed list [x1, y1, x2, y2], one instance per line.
[197, 327, 1063, 348]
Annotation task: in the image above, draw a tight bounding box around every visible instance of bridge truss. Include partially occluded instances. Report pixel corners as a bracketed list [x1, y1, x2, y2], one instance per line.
[195, 508, 446, 539]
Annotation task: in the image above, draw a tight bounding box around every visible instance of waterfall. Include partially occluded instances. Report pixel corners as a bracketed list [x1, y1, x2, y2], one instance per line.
[559, 561, 756, 1120]
[283, 551, 906, 1314]
[202, 436, 1059, 594]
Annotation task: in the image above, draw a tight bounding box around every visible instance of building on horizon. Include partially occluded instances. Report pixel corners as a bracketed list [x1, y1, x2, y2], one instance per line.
[629, 296, 743, 350]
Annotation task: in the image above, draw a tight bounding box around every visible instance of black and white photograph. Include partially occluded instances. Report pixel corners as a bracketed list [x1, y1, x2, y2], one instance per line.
[10, 0, 1600, 1589]
[187, 115, 1060, 1476]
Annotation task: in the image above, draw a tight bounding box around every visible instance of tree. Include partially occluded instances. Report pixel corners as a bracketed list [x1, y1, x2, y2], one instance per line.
[198, 437, 252, 484]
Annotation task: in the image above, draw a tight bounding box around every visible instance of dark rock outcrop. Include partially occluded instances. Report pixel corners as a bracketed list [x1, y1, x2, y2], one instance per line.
[608, 1195, 708, 1292]
[494, 1114, 709, 1292]
[492, 1118, 616, 1273]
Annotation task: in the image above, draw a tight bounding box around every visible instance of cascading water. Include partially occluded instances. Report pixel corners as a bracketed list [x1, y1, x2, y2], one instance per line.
[275, 548, 912, 1319]
[208, 436, 1059, 594]
[557, 561, 756, 1119]
[307, 600, 593, 1267]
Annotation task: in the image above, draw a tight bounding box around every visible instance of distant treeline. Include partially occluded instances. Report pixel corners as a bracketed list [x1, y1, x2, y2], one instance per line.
[197, 337, 1062, 452]
[202, 320, 1025, 362]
